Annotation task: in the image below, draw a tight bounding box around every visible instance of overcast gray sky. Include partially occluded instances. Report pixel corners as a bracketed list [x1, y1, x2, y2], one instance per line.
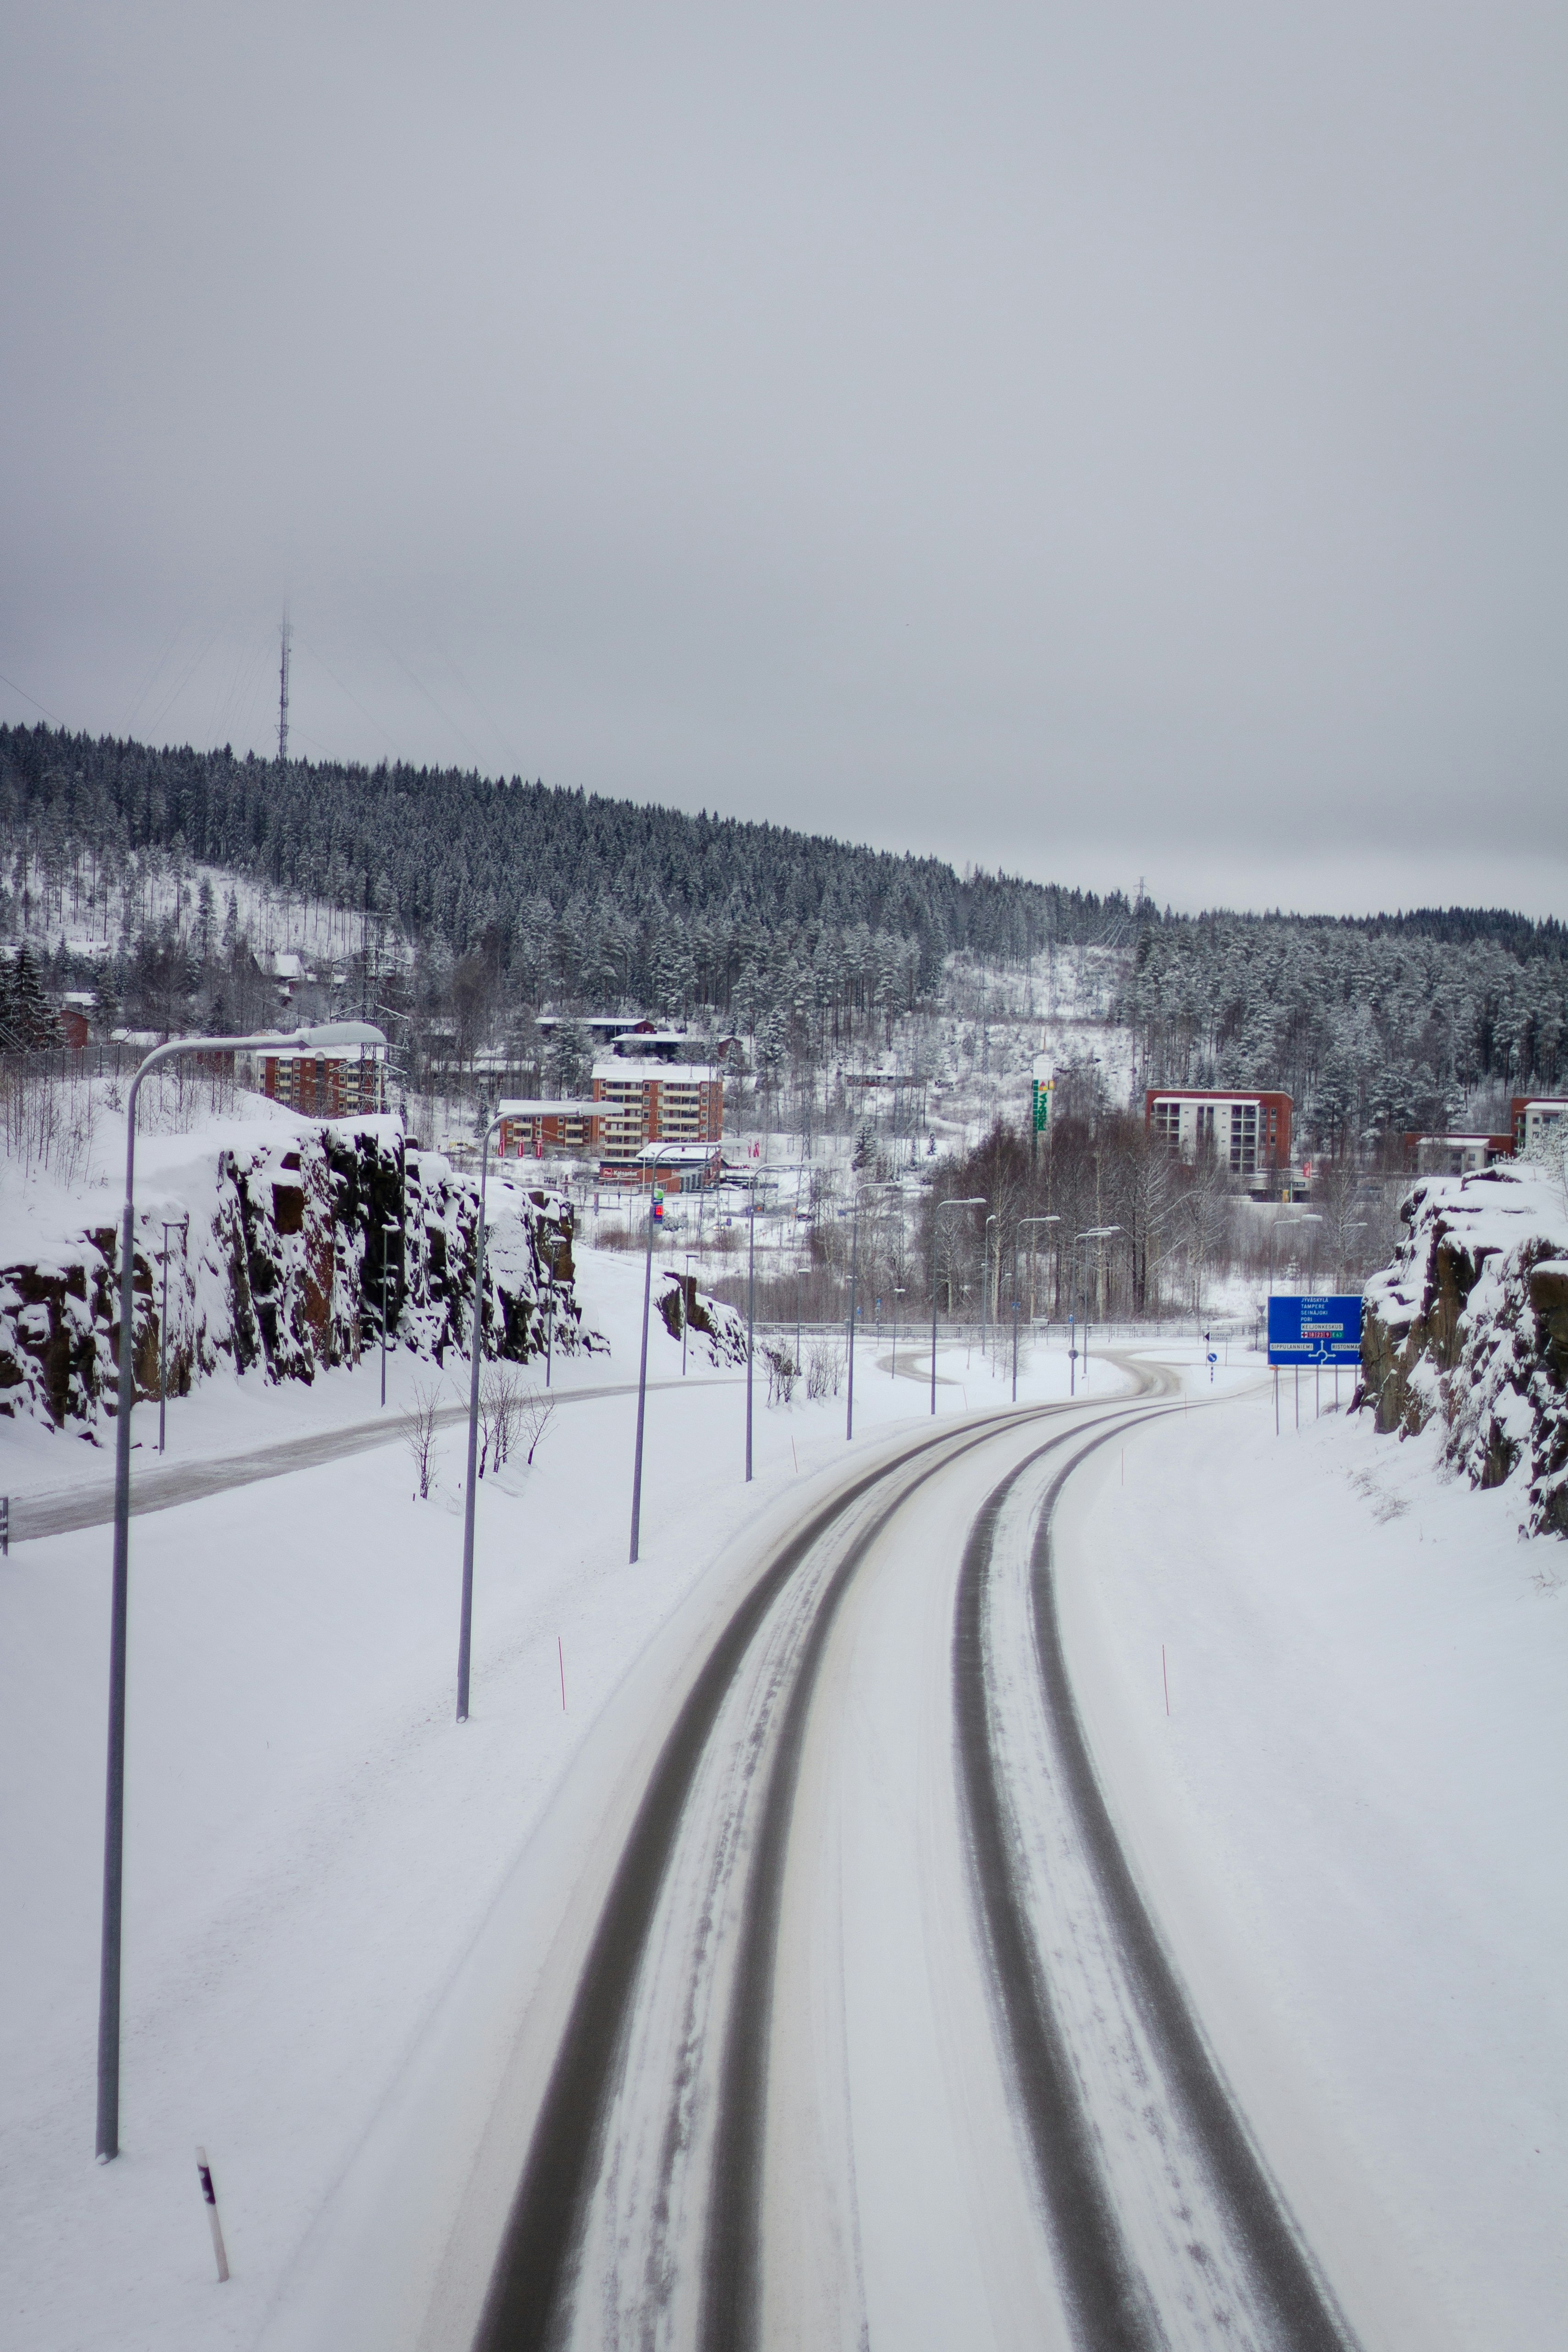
[2, 3, 1563, 918]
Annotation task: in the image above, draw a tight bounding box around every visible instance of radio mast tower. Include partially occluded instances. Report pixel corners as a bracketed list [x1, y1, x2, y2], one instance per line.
[277, 611, 291, 766]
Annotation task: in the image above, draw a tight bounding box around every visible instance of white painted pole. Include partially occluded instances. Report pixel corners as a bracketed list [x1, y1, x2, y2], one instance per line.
[195, 2147, 229, 2281]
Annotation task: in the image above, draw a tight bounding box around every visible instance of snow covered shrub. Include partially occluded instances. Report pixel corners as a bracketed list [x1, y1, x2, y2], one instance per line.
[403, 1381, 442, 1499]
[763, 1342, 798, 1404]
[805, 1340, 843, 1399]
[519, 1387, 557, 1465]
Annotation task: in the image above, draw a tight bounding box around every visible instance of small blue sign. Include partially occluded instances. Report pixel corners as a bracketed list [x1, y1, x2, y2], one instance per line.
[1268, 1294, 1362, 1367]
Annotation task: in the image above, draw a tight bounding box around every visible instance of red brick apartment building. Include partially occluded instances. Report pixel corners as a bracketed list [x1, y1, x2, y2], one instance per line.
[257, 1044, 387, 1118]
[1144, 1088, 1292, 1188]
[591, 1057, 723, 1183]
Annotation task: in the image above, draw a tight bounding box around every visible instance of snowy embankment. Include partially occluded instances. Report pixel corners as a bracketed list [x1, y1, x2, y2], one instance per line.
[0, 1292, 1110, 2351]
[0, 1093, 594, 1438]
[4, 1300, 1563, 2347]
[1062, 1383, 1568, 2349]
[1359, 1160, 1568, 1536]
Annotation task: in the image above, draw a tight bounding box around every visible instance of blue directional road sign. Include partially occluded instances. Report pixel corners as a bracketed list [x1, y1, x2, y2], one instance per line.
[1268, 1294, 1362, 1367]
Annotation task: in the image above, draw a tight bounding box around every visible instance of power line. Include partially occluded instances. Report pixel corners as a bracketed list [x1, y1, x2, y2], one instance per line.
[0, 667, 61, 723]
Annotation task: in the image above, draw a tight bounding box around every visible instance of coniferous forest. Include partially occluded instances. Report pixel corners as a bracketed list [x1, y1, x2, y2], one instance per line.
[1, 720, 1566, 1149]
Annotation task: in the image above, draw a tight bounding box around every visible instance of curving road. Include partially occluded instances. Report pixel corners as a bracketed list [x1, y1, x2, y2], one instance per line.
[469, 1373, 1359, 2352]
[6, 1376, 738, 1544]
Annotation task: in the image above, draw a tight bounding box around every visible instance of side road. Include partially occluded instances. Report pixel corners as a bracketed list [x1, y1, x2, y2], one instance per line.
[7, 1376, 740, 1543]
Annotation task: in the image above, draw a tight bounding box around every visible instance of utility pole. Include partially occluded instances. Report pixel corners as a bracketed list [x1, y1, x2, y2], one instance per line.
[277, 611, 291, 766]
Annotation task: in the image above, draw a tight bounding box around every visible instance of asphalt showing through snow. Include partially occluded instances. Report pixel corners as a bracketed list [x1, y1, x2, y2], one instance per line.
[470, 1370, 1357, 2352]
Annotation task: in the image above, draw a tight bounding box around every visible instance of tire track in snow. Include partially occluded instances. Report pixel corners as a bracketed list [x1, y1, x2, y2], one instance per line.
[472, 1405, 1078, 2352]
[954, 1410, 1360, 2352]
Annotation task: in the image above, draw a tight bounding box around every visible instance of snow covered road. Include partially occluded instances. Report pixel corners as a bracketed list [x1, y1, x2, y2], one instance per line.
[466, 1373, 1355, 2352]
[6, 1377, 739, 1543]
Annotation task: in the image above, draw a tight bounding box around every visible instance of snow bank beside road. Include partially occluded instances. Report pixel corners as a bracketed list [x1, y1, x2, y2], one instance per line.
[1063, 1374, 1568, 2349]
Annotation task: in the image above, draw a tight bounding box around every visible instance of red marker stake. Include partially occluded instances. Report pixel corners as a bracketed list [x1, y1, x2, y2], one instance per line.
[558, 1636, 566, 1712]
[1162, 1645, 1169, 1717]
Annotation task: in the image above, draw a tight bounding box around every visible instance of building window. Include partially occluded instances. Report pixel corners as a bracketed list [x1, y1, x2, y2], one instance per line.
[1229, 1103, 1258, 1175]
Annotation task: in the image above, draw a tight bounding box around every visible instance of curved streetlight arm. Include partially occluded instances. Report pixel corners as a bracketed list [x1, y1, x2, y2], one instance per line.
[98, 1018, 385, 2164]
[1017, 1214, 1060, 1323]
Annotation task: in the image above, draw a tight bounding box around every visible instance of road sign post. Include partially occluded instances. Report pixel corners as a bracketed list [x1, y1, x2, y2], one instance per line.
[1267, 1296, 1362, 1433]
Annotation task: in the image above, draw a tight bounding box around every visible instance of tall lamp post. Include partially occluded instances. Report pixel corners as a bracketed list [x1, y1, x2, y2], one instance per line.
[456, 1110, 508, 1723]
[1268, 1214, 1320, 1295]
[628, 1180, 661, 1563]
[97, 1020, 384, 2164]
[846, 1180, 899, 1441]
[746, 1176, 756, 1482]
[1018, 1215, 1059, 1346]
[683, 1251, 696, 1377]
[543, 1232, 563, 1389]
[930, 1196, 986, 1414]
[157, 1216, 188, 1454]
[982, 1212, 998, 1362]
[1069, 1225, 1120, 1395]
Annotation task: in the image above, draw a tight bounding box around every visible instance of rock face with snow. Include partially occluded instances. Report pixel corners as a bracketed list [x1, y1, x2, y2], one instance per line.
[1359, 1163, 1568, 1536]
[655, 1271, 748, 1369]
[0, 1118, 596, 1434]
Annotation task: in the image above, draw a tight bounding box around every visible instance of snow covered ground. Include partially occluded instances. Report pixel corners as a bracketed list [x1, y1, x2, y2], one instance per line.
[1, 1264, 1563, 2348]
[1059, 1384, 1568, 2350]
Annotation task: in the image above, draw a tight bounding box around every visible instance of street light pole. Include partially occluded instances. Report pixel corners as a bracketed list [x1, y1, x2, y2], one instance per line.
[544, 1236, 559, 1388]
[157, 1217, 186, 1453]
[846, 1192, 859, 1442]
[930, 1196, 986, 1414]
[1070, 1225, 1120, 1393]
[629, 1179, 658, 1563]
[97, 1019, 384, 2163]
[746, 1178, 756, 1482]
[683, 1251, 696, 1378]
[1018, 1215, 1059, 1357]
[982, 1212, 998, 1362]
[457, 1110, 507, 1722]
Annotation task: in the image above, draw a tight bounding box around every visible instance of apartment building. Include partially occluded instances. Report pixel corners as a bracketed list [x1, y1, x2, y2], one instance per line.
[1512, 1097, 1568, 1154]
[1144, 1088, 1292, 1188]
[592, 1058, 724, 1183]
[257, 1042, 386, 1118]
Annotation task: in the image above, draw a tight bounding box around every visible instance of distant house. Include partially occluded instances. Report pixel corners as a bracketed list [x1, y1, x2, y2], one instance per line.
[1401, 1131, 1513, 1176]
[633, 1141, 723, 1192]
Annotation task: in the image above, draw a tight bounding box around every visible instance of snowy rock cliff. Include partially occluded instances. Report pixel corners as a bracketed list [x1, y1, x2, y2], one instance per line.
[1359, 1163, 1568, 1536]
[0, 1117, 596, 1435]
